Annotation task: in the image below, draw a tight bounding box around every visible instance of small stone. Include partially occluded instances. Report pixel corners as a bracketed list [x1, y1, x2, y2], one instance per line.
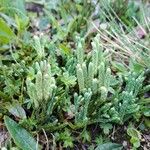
[141, 138, 145, 142]
[123, 141, 128, 147]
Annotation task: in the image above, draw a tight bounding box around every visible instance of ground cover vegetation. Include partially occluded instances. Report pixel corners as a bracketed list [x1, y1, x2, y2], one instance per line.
[0, 0, 150, 149]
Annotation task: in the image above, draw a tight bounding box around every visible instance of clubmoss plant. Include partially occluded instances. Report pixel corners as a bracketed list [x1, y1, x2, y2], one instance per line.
[33, 36, 45, 59]
[74, 88, 92, 124]
[117, 71, 145, 123]
[76, 34, 113, 100]
[26, 60, 56, 110]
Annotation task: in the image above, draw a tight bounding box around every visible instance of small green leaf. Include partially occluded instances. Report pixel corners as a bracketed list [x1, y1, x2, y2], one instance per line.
[112, 62, 127, 73]
[145, 118, 150, 128]
[4, 116, 40, 150]
[57, 129, 74, 148]
[130, 137, 140, 148]
[59, 43, 71, 55]
[144, 109, 150, 117]
[95, 142, 123, 150]
[81, 130, 91, 142]
[127, 127, 141, 148]
[127, 128, 141, 139]
[100, 123, 113, 135]
[132, 62, 144, 73]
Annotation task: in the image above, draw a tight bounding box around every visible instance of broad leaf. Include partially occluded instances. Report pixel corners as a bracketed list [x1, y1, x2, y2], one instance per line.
[0, 18, 16, 44]
[95, 142, 123, 150]
[7, 104, 26, 119]
[4, 116, 40, 150]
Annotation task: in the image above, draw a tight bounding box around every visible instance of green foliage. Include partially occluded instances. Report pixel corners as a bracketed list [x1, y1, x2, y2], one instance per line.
[81, 129, 91, 143]
[0, 0, 29, 40]
[0, 61, 25, 100]
[0, 0, 28, 23]
[55, 129, 74, 148]
[60, 72, 76, 87]
[4, 116, 40, 150]
[93, 71, 145, 124]
[101, 0, 139, 27]
[46, 0, 95, 40]
[100, 123, 113, 135]
[0, 0, 150, 149]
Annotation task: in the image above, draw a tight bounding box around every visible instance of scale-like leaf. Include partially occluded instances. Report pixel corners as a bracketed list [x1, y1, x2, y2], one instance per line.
[4, 116, 40, 150]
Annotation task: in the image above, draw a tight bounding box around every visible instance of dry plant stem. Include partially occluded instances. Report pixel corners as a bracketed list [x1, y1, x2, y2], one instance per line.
[42, 128, 49, 150]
